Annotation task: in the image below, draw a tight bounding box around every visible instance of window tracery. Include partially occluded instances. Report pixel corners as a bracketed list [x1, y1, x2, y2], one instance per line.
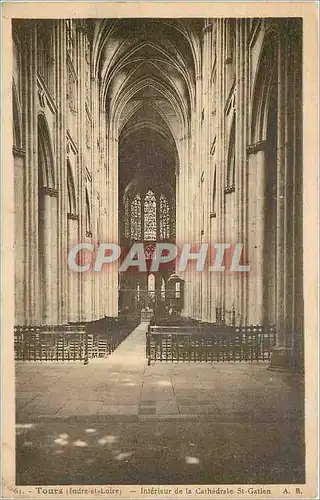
[125, 188, 173, 242]
[124, 197, 129, 239]
[130, 194, 142, 240]
[159, 194, 170, 240]
[144, 190, 157, 241]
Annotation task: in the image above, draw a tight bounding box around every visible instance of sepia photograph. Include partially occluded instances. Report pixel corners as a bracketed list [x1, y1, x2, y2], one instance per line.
[1, 2, 318, 499]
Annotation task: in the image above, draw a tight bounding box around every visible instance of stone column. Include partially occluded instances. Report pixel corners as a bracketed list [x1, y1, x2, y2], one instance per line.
[67, 215, 79, 322]
[38, 191, 52, 324]
[242, 20, 250, 326]
[91, 75, 99, 321]
[246, 144, 267, 326]
[13, 149, 26, 325]
[254, 147, 265, 326]
[180, 133, 192, 318]
[23, 22, 38, 324]
[215, 19, 226, 324]
[55, 20, 68, 324]
[202, 21, 212, 322]
[50, 192, 59, 324]
[91, 76, 101, 319]
[289, 22, 303, 371]
[195, 70, 202, 320]
[99, 79, 111, 318]
[76, 22, 91, 322]
[106, 124, 119, 317]
[269, 31, 295, 371]
[234, 19, 249, 327]
[247, 151, 257, 325]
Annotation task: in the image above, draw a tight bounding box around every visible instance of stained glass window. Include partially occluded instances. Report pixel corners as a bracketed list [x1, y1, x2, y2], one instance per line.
[148, 273, 156, 301]
[124, 197, 129, 239]
[161, 277, 166, 300]
[144, 190, 157, 241]
[160, 194, 170, 240]
[144, 243, 155, 260]
[171, 205, 176, 238]
[125, 188, 173, 242]
[130, 194, 142, 240]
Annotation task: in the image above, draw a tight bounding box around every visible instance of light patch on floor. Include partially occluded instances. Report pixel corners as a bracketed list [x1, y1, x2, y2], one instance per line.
[156, 380, 172, 387]
[73, 439, 88, 447]
[54, 437, 68, 446]
[115, 451, 133, 461]
[185, 456, 200, 465]
[98, 435, 118, 446]
[16, 423, 35, 429]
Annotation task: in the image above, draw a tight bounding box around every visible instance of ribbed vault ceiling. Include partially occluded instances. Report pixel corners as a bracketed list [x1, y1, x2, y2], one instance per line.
[90, 19, 203, 146]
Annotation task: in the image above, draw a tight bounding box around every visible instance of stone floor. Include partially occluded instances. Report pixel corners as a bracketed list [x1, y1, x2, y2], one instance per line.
[16, 323, 305, 485]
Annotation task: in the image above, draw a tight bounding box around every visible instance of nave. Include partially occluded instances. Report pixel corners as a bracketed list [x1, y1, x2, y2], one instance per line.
[13, 17, 303, 372]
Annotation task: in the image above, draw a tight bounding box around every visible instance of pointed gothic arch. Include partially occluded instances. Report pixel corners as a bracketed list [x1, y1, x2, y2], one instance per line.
[250, 30, 278, 145]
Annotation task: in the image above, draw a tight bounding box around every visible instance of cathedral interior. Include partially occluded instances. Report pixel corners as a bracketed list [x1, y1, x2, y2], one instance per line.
[12, 16, 306, 487]
[13, 17, 303, 371]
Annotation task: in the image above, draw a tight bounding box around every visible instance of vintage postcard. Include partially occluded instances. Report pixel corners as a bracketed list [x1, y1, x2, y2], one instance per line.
[1, 1, 318, 499]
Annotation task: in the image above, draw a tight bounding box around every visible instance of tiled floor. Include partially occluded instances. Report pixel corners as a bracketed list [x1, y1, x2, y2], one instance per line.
[15, 322, 305, 485]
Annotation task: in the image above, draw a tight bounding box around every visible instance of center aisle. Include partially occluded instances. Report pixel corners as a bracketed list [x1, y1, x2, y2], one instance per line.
[102, 322, 149, 371]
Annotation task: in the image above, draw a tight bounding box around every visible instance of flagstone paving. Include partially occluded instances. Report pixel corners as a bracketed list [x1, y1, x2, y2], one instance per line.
[15, 322, 304, 485]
